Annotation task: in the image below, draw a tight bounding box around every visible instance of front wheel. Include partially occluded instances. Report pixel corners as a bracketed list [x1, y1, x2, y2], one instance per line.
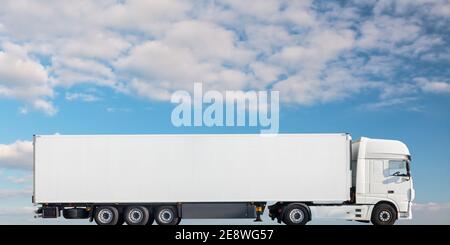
[282, 204, 310, 225]
[371, 204, 397, 225]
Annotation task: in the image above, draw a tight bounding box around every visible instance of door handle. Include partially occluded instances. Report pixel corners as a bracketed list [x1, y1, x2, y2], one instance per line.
[388, 190, 394, 194]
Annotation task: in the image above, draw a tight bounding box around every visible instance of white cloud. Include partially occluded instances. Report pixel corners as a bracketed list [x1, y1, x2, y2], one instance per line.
[106, 107, 132, 113]
[0, 0, 448, 112]
[164, 20, 254, 64]
[33, 100, 57, 116]
[0, 140, 33, 169]
[415, 77, 450, 94]
[65, 92, 100, 102]
[362, 97, 418, 110]
[281, 2, 316, 27]
[50, 56, 117, 88]
[249, 62, 283, 89]
[432, 2, 450, 17]
[220, 0, 284, 21]
[0, 1, 107, 39]
[358, 0, 450, 60]
[358, 16, 421, 50]
[244, 24, 294, 55]
[0, 207, 34, 216]
[58, 32, 131, 60]
[115, 41, 210, 99]
[115, 38, 251, 100]
[271, 28, 358, 104]
[6, 174, 32, 185]
[18, 107, 28, 114]
[397, 202, 450, 225]
[274, 67, 365, 105]
[372, 0, 450, 18]
[414, 202, 450, 211]
[103, 0, 190, 35]
[0, 188, 31, 199]
[273, 29, 355, 70]
[0, 43, 55, 115]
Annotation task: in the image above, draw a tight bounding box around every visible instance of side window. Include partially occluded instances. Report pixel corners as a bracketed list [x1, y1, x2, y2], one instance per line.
[389, 160, 408, 176]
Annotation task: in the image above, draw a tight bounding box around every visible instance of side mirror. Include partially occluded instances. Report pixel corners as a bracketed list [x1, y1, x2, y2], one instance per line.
[392, 171, 401, 176]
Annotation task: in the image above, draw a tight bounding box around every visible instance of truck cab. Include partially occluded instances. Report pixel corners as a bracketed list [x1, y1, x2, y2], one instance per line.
[352, 137, 415, 224]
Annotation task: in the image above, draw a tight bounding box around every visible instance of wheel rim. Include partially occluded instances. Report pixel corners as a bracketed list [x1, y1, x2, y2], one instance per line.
[98, 209, 113, 224]
[289, 209, 304, 223]
[159, 209, 173, 223]
[379, 210, 391, 222]
[128, 208, 144, 223]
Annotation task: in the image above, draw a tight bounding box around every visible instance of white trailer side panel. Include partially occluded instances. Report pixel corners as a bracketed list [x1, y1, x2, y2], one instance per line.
[34, 134, 351, 203]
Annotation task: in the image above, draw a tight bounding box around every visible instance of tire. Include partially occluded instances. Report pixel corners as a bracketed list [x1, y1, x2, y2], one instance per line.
[155, 206, 180, 225]
[282, 203, 310, 225]
[63, 208, 89, 219]
[124, 206, 150, 225]
[94, 206, 120, 226]
[371, 203, 397, 225]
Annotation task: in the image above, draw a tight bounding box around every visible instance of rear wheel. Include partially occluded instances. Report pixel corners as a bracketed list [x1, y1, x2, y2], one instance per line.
[282, 204, 310, 225]
[371, 203, 397, 225]
[94, 206, 120, 226]
[155, 206, 180, 225]
[124, 206, 150, 225]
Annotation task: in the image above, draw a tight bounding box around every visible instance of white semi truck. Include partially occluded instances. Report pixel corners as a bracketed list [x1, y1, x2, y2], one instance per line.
[33, 133, 414, 225]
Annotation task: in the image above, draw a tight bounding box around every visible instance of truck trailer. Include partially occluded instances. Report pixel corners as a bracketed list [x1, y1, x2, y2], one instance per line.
[33, 133, 414, 225]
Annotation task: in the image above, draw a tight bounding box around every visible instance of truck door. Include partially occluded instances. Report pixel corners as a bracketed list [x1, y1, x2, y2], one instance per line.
[369, 159, 386, 195]
[383, 159, 411, 212]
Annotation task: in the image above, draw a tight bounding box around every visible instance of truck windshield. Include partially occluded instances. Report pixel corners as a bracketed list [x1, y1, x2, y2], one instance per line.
[407, 159, 411, 176]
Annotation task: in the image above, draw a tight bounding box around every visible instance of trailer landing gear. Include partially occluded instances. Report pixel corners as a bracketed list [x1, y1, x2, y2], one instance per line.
[254, 203, 266, 222]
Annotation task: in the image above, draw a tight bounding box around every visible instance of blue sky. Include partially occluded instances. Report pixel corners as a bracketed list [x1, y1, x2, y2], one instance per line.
[0, 0, 450, 224]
